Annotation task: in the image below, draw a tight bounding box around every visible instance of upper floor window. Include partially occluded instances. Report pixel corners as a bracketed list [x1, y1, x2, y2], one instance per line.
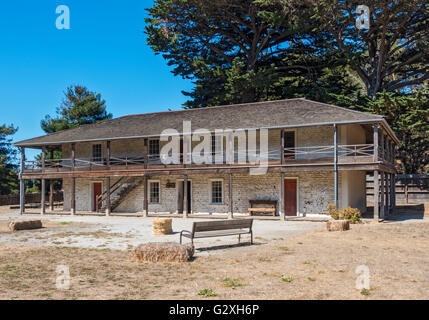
[92, 144, 102, 162]
[149, 139, 160, 155]
[211, 135, 222, 157]
[284, 131, 295, 160]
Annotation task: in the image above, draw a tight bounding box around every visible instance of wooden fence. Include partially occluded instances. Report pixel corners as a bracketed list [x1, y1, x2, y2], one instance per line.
[0, 192, 63, 206]
[367, 174, 429, 204]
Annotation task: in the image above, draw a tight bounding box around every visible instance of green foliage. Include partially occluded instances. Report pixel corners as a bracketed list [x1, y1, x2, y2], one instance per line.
[0, 124, 19, 195]
[328, 205, 361, 224]
[41, 85, 112, 133]
[359, 90, 429, 174]
[198, 288, 217, 297]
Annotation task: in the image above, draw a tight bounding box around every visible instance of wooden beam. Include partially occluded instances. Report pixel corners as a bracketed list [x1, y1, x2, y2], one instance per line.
[373, 170, 379, 221]
[334, 124, 338, 208]
[143, 175, 148, 217]
[71, 177, 76, 215]
[280, 172, 285, 220]
[280, 130, 284, 165]
[373, 125, 379, 162]
[380, 172, 385, 219]
[392, 173, 396, 214]
[228, 173, 233, 219]
[49, 179, 54, 211]
[41, 179, 46, 214]
[143, 138, 148, 169]
[106, 177, 111, 216]
[106, 141, 111, 169]
[183, 174, 188, 218]
[71, 143, 76, 170]
[385, 173, 389, 217]
[380, 132, 385, 162]
[19, 147, 25, 215]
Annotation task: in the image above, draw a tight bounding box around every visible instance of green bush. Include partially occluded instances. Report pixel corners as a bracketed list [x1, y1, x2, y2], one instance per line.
[340, 206, 361, 224]
[327, 205, 361, 224]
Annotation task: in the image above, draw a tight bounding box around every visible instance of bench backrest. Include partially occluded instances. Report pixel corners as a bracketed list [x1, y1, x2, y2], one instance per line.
[249, 200, 277, 206]
[192, 219, 253, 235]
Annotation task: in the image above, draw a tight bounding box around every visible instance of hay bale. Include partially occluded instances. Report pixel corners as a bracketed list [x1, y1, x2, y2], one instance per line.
[152, 218, 173, 236]
[327, 220, 350, 232]
[8, 220, 43, 231]
[131, 242, 194, 263]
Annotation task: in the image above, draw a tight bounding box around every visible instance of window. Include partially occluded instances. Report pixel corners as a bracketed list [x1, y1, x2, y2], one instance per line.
[211, 135, 223, 160]
[211, 180, 223, 204]
[284, 131, 295, 160]
[149, 181, 160, 203]
[92, 144, 102, 162]
[149, 139, 160, 155]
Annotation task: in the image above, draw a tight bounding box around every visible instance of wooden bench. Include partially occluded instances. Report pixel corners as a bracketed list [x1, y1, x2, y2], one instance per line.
[180, 219, 253, 246]
[248, 200, 277, 216]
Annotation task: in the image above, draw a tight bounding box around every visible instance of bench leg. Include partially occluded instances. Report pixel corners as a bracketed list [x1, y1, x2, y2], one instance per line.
[238, 234, 241, 244]
[250, 232, 253, 245]
[180, 233, 183, 245]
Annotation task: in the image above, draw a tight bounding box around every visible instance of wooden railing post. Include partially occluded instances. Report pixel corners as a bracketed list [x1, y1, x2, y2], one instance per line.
[280, 171, 285, 220]
[183, 174, 188, 218]
[280, 130, 284, 165]
[19, 147, 25, 215]
[334, 124, 338, 208]
[71, 143, 76, 170]
[106, 141, 111, 169]
[373, 170, 379, 221]
[373, 125, 379, 162]
[143, 138, 148, 169]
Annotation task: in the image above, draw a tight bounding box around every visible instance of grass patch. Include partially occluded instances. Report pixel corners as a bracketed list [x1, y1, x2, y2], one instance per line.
[360, 288, 370, 296]
[277, 246, 290, 251]
[307, 277, 316, 281]
[59, 222, 72, 225]
[281, 275, 293, 283]
[221, 277, 245, 289]
[198, 288, 217, 297]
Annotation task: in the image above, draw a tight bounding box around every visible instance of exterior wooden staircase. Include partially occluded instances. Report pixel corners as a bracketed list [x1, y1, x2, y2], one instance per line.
[96, 177, 143, 213]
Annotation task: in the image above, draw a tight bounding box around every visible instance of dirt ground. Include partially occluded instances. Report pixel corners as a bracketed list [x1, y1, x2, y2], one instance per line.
[0, 219, 428, 300]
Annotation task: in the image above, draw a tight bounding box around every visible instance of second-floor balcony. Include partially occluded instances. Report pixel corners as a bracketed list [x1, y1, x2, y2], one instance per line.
[22, 143, 394, 175]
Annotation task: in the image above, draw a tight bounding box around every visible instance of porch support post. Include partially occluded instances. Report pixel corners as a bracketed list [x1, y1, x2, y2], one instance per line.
[391, 173, 396, 215]
[143, 175, 148, 217]
[19, 147, 25, 215]
[41, 147, 46, 214]
[228, 173, 233, 219]
[280, 171, 285, 220]
[380, 172, 385, 220]
[380, 132, 385, 162]
[373, 125, 379, 162]
[41, 179, 46, 215]
[143, 138, 148, 169]
[384, 172, 390, 217]
[333, 124, 339, 208]
[49, 180, 54, 211]
[49, 150, 54, 211]
[71, 143, 76, 215]
[71, 178, 76, 215]
[373, 170, 379, 221]
[183, 174, 188, 218]
[280, 130, 284, 165]
[105, 177, 111, 216]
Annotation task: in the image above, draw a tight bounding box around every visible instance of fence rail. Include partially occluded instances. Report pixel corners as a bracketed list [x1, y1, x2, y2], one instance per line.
[0, 192, 63, 206]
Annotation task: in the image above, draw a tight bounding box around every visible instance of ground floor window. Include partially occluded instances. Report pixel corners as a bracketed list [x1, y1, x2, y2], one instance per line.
[210, 180, 223, 204]
[149, 181, 160, 203]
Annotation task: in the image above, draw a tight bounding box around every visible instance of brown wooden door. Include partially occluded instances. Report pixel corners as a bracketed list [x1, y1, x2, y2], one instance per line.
[93, 182, 102, 211]
[284, 179, 297, 216]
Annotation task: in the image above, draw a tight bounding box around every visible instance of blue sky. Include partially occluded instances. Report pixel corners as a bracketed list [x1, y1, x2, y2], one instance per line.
[0, 1, 193, 159]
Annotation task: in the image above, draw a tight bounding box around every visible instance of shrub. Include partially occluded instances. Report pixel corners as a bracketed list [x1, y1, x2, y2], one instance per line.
[340, 206, 361, 224]
[327, 204, 339, 220]
[327, 205, 361, 224]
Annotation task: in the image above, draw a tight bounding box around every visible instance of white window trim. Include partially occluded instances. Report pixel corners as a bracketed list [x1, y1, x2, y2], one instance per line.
[209, 178, 224, 205]
[148, 179, 161, 204]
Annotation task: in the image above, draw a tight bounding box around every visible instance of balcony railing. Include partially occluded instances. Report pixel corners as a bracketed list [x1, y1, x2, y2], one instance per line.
[22, 144, 388, 173]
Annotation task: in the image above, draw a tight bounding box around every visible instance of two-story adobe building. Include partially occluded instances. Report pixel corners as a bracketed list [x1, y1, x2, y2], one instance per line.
[15, 98, 398, 220]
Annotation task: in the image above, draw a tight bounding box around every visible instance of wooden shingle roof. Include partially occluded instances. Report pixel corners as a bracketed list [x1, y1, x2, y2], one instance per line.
[14, 98, 389, 147]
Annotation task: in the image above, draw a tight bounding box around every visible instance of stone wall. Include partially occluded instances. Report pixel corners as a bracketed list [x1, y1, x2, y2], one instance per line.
[64, 171, 350, 216]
